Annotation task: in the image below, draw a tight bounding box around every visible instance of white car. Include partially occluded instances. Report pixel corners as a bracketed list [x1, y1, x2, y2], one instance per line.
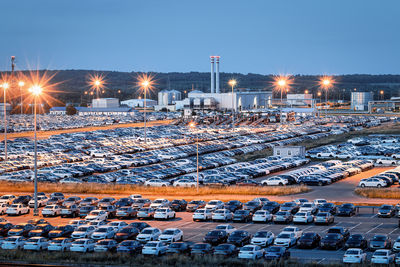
[42, 205, 61, 217]
[293, 212, 314, 224]
[6, 204, 29, 216]
[70, 238, 95, 252]
[68, 219, 87, 229]
[158, 228, 183, 243]
[47, 238, 73, 251]
[87, 221, 107, 228]
[94, 239, 118, 252]
[71, 225, 96, 239]
[371, 249, 395, 264]
[144, 179, 169, 187]
[274, 233, 297, 247]
[0, 203, 8, 215]
[154, 208, 176, 220]
[107, 221, 128, 231]
[215, 224, 236, 235]
[0, 195, 15, 205]
[1, 236, 26, 250]
[238, 245, 264, 259]
[205, 200, 224, 210]
[252, 210, 272, 223]
[173, 179, 196, 187]
[129, 194, 142, 200]
[28, 196, 48, 208]
[343, 248, 367, 264]
[280, 227, 303, 239]
[313, 199, 327, 207]
[136, 227, 161, 243]
[251, 231, 274, 247]
[212, 209, 233, 222]
[261, 177, 288, 186]
[23, 237, 49, 251]
[142, 241, 168, 256]
[193, 209, 212, 221]
[392, 236, 400, 252]
[299, 202, 317, 214]
[376, 158, 397, 166]
[85, 210, 108, 221]
[91, 226, 116, 240]
[359, 178, 387, 188]
[150, 199, 170, 209]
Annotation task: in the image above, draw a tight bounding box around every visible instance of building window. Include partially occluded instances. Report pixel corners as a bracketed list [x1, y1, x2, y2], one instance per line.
[277, 150, 280, 155]
[288, 150, 292, 156]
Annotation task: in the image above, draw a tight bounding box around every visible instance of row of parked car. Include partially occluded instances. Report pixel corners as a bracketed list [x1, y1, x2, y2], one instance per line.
[359, 166, 400, 188]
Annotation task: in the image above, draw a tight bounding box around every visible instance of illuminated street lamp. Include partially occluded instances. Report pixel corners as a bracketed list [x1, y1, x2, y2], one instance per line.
[1, 82, 9, 161]
[228, 79, 237, 131]
[189, 122, 199, 192]
[18, 81, 25, 114]
[319, 77, 334, 116]
[304, 90, 309, 94]
[140, 79, 151, 144]
[380, 90, 384, 100]
[28, 85, 42, 216]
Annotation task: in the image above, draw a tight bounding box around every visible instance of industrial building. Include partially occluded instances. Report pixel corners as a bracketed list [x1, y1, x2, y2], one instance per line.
[121, 99, 157, 108]
[287, 94, 313, 106]
[91, 98, 119, 108]
[351, 92, 373, 111]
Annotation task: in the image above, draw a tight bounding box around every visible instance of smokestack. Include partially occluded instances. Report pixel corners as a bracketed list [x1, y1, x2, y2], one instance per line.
[210, 56, 215, 93]
[215, 56, 220, 94]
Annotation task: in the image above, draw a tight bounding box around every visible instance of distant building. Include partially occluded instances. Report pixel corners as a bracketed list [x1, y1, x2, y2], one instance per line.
[351, 92, 373, 111]
[121, 99, 157, 108]
[158, 90, 182, 106]
[49, 107, 66, 115]
[76, 107, 134, 116]
[287, 94, 313, 105]
[92, 98, 119, 108]
[273, 146, 305, 158]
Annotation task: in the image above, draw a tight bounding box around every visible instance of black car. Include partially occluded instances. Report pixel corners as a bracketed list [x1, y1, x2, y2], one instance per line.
[378, 205, 396, 218]
[213, 243, 238, 256]
[190, 243, 213, 255]
[186, 200, 206, 212]
[232, 210, 252, 223]
[116, 240, 143, 253]
[114, 226, 140, 242]
[318, 203, 337, 214]
[320, 233, 345, 250]
[337, 203, 356, 216]
[345, 234, 367, 249]
[170, 199, 187, 212]
[327, 227, 350, 241]
[279, 202, 300, 214]
[262, 201, 280, 214]
[166, 242, 191, 254]
[203, 230, 228, 245]
[264, 246, 290, 260]
[13, 195, 32, 205]
[297, 233, 321, 249]
[227, 230, 251, 246]
[0, 223, 13, 236]
[28, 224, 55, 237]
[129, 222, 150, 232]
[114, 198, 133, 208]
[224, 200, 242, 212]
[242, 201, 261, 212]
[48, 225, 75, 238]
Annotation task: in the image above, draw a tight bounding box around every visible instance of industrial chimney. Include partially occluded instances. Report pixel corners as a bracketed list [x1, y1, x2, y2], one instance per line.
[215, 56, 220, 94]
[210, 56, 215, 93]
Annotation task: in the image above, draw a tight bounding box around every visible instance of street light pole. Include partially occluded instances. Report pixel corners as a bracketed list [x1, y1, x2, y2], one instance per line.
[33, 95, 38, 216]
[228, 80, 237, 131]
[2, 83, 9, 162]
[144, 87, 147, 144]
[19, 82, 24, 114]
[196, 133, 199, 193]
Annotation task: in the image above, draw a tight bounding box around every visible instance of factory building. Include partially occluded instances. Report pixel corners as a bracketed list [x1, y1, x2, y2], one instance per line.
[121, 99, 157, 108]
[287, 94, 313, 106]
[351, 92, 373, 111]
[91, 98, 119, 108]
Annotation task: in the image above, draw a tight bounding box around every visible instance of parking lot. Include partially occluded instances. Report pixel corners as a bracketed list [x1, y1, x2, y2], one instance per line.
[1, 202, 399, 264]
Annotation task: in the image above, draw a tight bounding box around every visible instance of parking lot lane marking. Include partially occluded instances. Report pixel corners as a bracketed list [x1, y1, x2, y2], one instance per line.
[302, 225, 315, 232]
[259, 225, 271, 230]
[176, 222, 194, 228]
[317, 258, 326, 264]
[366, 223, 383, 234]
[349, 222, 362, 230]
[389, 228, 399, 235]
[237, 224, 251, 230]
[185, 233, 204, 241]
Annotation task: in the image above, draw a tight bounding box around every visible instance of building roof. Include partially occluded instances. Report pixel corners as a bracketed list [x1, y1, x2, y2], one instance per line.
[50, 107, 66, 111]
[77, 107, 133, 112]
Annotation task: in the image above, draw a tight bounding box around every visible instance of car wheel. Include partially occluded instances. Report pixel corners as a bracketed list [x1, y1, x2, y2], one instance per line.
[377, 184, 382, 188]
[361, 184, 365, 187]
[318, 181, 323, 186]
[279, 183, 283, 186]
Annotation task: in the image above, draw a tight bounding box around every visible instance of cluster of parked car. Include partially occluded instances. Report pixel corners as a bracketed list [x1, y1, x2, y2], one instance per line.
[358, 166, 400, 188]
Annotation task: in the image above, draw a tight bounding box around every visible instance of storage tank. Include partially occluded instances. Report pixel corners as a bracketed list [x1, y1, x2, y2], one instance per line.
[351, 92, 373, 111]
[158, 90, 182, 105]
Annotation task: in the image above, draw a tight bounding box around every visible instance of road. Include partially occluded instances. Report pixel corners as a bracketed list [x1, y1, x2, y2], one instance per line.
[2, 205, 399, 263]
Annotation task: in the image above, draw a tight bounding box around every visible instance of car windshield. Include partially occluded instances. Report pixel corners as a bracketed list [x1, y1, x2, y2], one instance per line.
[375, 251, 388, 256]
[277, 234, 290, 238]
[51, 239, 64, 244]
[349, 235, 362, 240]
[157, 209, 167, 212]
[317, 213, 328, 217]
[77, 227, 88, 231]
[169, 243, 183, 248]
[255, 211, 265, 215]
[193, 244, 207, 249]
[163, 230, 175, 235]
[215, 244, 231, 250]
[98, 241, 110, 245]
[241, 247, 254, 251]
[346, 250, 360, 255]
[5, 237, 18, 242]
[96, 228, 108, 233]
[140, 208, 150, 212]
[154, 200, 164, 204]
[373, 236, 386, 241]
[207, 231, 222, 236]
[342, 204, 353, 208]
[145, 242, 158, 248]
[208, 201, 219, 205]
[325, 234, 339, 240]
[189, 201, 201, 204]
[235, 210, 247, 214]
[267, 247, 281, 252]
[13, 225, 24, 229]
[74, 241, 86, 244]
[254, 232, 268, 238]
[120, 228, 133, 233]
[120, 241, 134, 246]
[301, 233, 315, 238]
[141, 230, 153, 234]
[275, 212, 287, 216]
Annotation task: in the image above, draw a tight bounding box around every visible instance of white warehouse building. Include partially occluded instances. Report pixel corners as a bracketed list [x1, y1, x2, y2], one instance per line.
[121, 99, 157, 108]
[92, 98, 119, 108]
